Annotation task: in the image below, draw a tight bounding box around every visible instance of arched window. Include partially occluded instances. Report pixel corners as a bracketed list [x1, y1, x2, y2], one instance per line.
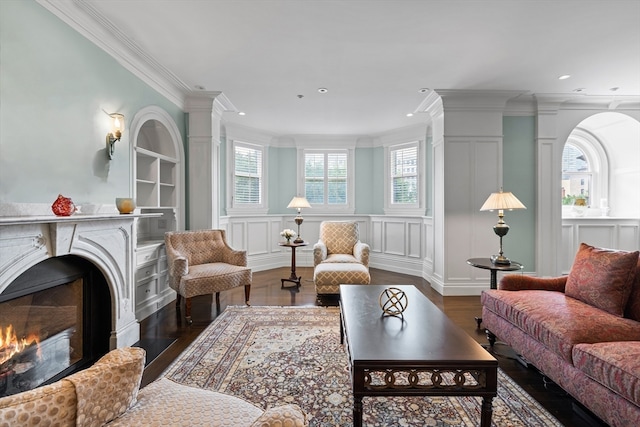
[562, 127, 608, 216]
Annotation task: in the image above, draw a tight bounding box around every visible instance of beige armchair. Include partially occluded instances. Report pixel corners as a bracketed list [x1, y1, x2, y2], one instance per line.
[313, 221, 371, 295]
[165, 230, 251, 323]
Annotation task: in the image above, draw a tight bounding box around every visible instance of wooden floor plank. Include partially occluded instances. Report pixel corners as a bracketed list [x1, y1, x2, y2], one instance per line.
[137, 267, 606, 427]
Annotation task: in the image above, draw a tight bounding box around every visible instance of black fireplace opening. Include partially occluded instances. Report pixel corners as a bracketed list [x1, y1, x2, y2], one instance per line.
[0, 255, 111, 397]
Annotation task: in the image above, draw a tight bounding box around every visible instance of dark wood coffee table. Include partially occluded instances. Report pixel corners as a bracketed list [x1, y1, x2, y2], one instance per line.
[339, 284, 498, 427]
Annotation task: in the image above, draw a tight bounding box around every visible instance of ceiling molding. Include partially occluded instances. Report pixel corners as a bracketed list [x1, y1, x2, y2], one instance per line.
[37, 0, 190, 109]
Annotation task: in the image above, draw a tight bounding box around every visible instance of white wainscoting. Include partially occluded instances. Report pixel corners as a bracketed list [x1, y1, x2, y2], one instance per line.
[561, 217, 640, 274]
[221, 215, 432, 278]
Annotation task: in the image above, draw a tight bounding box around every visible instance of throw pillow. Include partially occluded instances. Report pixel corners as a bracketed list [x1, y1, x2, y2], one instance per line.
[67, 347, 146, 427]
[623, 257, 640, 321]
[565, 243, 639, 317]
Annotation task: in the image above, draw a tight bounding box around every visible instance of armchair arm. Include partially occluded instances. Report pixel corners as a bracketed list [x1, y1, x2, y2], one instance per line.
[313, 241, 327, 266]
[224, 249, 247, 267]
[354, 241, 370, 267]
[498, 275, 567, 292]
[169, 256, 188, 279]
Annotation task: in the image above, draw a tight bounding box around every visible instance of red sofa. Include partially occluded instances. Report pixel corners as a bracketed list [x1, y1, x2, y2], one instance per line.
[481, 243, 640, 427]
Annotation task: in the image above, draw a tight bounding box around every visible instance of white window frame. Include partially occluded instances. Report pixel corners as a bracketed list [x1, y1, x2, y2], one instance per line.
[384, 140, 425, 216]
[227, 140, 268, 215]
[297, 148, 355, 214]
[561, 128, 609, 217]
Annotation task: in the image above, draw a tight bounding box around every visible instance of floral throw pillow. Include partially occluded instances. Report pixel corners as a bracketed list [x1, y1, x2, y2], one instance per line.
[565, 243, 639, 317]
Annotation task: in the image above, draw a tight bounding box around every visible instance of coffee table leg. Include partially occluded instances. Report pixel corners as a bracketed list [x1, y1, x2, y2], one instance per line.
[353, 396, 363, 427]
[480, 396, 493, 427]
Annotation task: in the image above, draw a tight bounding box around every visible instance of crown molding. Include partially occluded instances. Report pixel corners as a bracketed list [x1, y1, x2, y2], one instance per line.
[37, 0, 190, 109]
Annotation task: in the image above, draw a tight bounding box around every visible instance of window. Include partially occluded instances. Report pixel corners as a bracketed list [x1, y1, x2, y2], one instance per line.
[304, 151, 348, 206]
[384, 141, 423, 215]
[390, 144, 418, 204]
[231, 142, 266, 212]
[562, 143, 591, 206]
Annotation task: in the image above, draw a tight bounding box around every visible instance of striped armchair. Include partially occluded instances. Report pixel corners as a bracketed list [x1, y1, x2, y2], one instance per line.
[313, 221, 371, 295]
[165, 230, 251, 324]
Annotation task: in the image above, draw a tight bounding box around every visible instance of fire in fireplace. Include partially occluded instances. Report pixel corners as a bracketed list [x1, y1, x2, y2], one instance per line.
[0, 255, 111, 397]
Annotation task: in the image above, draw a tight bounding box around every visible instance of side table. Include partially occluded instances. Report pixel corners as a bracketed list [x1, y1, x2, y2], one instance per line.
[279, 241, 308, 288]
[467, 257, 523, 327]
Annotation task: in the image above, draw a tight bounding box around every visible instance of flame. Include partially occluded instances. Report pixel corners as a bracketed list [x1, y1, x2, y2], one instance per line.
[0, 325, 41, 366]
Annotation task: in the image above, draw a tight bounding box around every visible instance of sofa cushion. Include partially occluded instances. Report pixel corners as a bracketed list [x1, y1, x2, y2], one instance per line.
[0, 379, 77, 427]
[110, 378, 264, 426]
[624, 257, 640, 322]
[573, 341, 640, 405]
[66, 347, 145, 427]
[565, 243, 639, 317]
[481, 289, 640, 363]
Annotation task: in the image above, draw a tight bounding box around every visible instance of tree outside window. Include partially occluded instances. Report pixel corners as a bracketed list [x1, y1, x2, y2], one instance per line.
[561, 143, 591, 206]
[390, 144, 418, 204]
[304, 151, 347, 205]
[234, 143, 262, 205]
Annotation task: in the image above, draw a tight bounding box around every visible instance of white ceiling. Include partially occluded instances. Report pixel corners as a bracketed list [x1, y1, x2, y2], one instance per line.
[74, 0, 640, 136]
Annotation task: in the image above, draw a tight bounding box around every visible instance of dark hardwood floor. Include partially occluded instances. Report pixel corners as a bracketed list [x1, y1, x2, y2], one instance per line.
[137, 267, 607, 427]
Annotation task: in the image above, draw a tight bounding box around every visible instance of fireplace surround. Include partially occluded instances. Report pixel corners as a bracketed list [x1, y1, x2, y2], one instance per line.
[0, 207, 145, 356]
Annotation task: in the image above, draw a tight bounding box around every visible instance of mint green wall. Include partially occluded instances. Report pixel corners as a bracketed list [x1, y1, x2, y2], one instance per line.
[503, 116, 536, 270]
[354, 148, 374, 214]
[370, 147, 385, 214]
[0, 0, 185, 205]
[270, 147, 297, 214]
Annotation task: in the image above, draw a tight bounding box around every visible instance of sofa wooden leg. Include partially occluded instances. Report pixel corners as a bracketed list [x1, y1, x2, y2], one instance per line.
[185, 297, 192, 325]
[176, 293, 182, 310]
[485, 329, 497, 347]
[244, 284, 251, 306]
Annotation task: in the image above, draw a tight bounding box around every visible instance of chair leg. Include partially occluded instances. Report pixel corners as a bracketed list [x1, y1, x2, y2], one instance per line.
[176, 293, 182, 310]
[215, 292, 221, 312]
[244, 284, 251, 306]
[185, 297, 192, 325]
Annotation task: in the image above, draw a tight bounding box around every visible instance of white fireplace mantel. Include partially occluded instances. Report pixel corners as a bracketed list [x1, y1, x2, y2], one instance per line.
[0, 212, 159, 349]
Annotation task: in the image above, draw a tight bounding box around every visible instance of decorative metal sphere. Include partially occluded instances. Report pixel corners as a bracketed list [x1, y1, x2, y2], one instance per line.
[379, 287, 408, 316]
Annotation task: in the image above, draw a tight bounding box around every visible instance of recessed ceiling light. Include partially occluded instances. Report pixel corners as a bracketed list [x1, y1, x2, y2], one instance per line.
[573, 88, 586, 93]
[610, 87, 620, 92]
[558, 75, 571, 80]
[195, 85, 206, 90]
[297, 94, 304, 99]
[406, 113, 414, 117]
[418, 88, 430, 93]
[238, 112, 246, 116]
[318, 88, 328, 93]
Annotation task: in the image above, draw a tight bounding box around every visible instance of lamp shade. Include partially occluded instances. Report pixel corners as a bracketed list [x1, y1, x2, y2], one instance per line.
[287, 196, 311, 210]
[480, 190, 526, 211]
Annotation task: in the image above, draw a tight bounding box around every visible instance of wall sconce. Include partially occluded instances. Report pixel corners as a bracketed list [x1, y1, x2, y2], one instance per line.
[106, 113, 124, 159]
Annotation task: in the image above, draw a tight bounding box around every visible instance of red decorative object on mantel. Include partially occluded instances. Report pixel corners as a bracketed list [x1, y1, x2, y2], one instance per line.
[51, 194, 76, 216]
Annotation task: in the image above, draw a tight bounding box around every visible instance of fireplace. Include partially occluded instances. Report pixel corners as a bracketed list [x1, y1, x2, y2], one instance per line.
[0, 209, 143, 395]
[0, 255, 111, 397]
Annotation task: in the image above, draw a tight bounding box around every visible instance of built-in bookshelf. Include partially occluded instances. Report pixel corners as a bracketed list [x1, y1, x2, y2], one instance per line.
[133, 119, 181, 319]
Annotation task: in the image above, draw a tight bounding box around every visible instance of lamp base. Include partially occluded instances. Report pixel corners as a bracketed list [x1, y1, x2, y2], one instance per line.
[293, 237, 304, 244]
[491, 254, 511, 265]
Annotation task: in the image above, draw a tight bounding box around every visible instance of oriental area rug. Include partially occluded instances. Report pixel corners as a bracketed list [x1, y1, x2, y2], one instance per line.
[163, 306, 563, 427]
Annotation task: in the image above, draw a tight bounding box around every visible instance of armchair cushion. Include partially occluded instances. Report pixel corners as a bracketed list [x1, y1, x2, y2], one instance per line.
[322, 221, 359, 255]
[565, 243, 639, 317]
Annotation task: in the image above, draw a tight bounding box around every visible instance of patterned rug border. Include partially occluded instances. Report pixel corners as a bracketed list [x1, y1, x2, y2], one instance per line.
[163, 305, 564, 427]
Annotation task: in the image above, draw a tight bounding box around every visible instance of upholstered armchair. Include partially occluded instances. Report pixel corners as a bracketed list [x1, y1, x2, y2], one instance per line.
[313, 221, 371, 295]
[165, 230, 251, 323]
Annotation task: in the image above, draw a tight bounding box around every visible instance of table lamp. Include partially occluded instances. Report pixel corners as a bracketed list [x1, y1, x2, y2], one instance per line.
[480, 189, 526, 265]
[287, 196, 311, 243]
